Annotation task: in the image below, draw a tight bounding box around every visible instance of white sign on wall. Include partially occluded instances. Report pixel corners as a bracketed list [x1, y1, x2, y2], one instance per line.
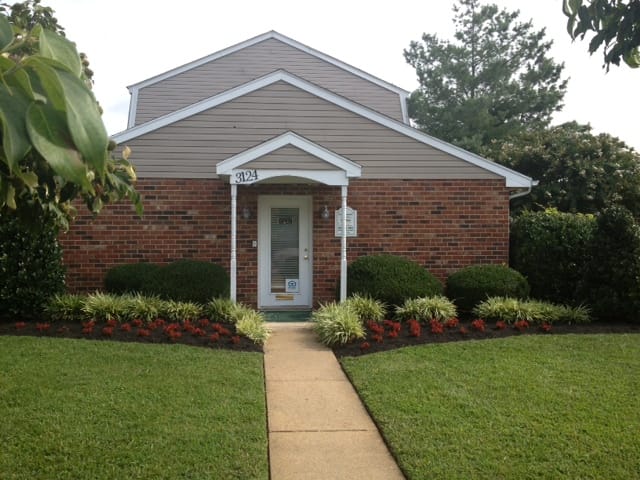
[335, 207, 357, 237]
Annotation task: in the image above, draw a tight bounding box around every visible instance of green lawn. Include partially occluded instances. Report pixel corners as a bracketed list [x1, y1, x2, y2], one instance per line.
[0, 337, 268, 480]
[342, 334, 640, 480]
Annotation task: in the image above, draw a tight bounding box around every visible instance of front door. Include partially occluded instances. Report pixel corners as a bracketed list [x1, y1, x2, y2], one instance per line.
[258, 195, 312, 308]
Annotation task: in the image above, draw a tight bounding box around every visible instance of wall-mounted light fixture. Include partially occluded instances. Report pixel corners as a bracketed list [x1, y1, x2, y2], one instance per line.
[241, 206, 252, 220]
[320, 205, 330, 220]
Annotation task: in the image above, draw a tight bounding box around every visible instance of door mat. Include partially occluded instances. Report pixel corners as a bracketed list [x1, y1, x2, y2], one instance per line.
[262, 310, 311, 322]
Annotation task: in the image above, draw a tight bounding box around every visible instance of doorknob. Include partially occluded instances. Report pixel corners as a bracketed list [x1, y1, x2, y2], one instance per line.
[303, 255, 309, 260]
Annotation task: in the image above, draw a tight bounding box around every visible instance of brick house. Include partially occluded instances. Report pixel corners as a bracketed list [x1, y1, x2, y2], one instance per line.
[60, 31, 534, 309]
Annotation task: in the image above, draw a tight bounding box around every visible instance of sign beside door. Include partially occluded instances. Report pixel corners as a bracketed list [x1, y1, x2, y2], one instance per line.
[258, 196, 312, 308]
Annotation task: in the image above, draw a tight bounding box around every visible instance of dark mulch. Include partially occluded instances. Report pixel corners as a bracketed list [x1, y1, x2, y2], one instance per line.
[0, 318, 263, 353]
[333, 319, 640, 358]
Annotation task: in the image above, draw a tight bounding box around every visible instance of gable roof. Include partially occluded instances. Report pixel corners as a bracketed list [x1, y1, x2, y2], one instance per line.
[114, 70, 533, 189]
[128, 31, 410, 96]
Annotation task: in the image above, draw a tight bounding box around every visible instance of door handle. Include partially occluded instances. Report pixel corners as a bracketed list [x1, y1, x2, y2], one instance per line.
[303, 255, 309, 260]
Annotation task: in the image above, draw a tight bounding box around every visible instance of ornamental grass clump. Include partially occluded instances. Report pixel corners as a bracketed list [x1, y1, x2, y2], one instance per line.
[122, 293, 161, 323]
[344, 294, 386, 323]
[313, 302, 365, 346]
[159, 300, 203, 323]
[82, 292, 128, 322]
[395, 295, 458, 323]
[235, 310, 271, 345]
[45, 294, 86, 322]
[473, 297, 592, 325]
[204, 297, 236, 323]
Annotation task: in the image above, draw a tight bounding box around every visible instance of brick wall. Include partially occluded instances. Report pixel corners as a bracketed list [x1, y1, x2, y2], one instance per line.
[60, 178, 509, 307]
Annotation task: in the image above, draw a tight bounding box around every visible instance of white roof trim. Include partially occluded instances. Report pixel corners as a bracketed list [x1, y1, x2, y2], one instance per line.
[114, 70, 533, 189]
[127, 30, 409, 97]
[217, 131, 362, 178]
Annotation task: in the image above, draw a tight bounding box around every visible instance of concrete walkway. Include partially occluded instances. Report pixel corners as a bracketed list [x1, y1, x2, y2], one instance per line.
[264, 322, 405, 480]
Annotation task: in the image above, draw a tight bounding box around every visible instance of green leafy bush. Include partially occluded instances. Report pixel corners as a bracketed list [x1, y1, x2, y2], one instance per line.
[122, 293, 162, 323]
[344, 294, 386, 323]
[145, 260, 229, 304]
[0, 215, 65, 320]
[446, 264, 530, 312]
[395, 295, 458, 322]
[45, 294, 85, 322]
[235, 311, 271, 345]
[347, 255, 443, 308]
[473, 297, 591, 324]
[104, 263, 161, 295]
[510, 209, 595, 304]
[313, 302, 365, 346]
[204, 297, 237, 322]
[580, 206, 640, 322]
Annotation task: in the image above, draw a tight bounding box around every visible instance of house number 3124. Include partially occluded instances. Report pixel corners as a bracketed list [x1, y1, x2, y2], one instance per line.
[235, 169, 258, 184]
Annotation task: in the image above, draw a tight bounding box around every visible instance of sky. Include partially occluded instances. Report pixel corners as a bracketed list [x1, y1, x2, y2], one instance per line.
[42, 0, 639, 150]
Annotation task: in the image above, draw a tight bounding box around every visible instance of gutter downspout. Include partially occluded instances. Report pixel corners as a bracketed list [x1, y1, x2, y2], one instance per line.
[509, 180, 538, 200]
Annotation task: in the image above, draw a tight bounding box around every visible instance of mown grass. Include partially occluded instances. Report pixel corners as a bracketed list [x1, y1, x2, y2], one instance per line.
[0, 337, 268, 479]
[342, 334, 640, 479]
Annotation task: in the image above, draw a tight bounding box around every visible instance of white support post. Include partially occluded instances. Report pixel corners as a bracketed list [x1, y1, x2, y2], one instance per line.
[340, 185, 348, 302]
[230, 184, 237, 302]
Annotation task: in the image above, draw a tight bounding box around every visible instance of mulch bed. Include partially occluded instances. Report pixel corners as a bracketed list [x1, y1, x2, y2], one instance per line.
[332, 319, 640, 358]
[0, 318, 263, 353]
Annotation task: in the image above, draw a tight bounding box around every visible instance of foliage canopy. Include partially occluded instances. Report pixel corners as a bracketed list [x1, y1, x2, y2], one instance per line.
[405, 0, 567, 153]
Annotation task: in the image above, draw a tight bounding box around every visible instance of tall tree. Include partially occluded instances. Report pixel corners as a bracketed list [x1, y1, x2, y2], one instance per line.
[0, 2, 140, 229]
[405, 0, 567, 153]
[484, 122, 640, 217]
[564, 0, 640, 69]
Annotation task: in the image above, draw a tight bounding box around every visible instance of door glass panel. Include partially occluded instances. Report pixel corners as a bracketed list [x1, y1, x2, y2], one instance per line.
[271, 208, 299, 293]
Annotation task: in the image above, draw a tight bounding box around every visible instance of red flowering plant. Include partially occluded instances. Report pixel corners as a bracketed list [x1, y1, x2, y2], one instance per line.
[372, 333, 384, 344]
[459, 326, 469, 335]
[360, 341, 371, 351]
[540, 322, 552, 333]
[495, 320, 507, 330]
[102, 326, 114, 337]
[387, 329, 399, 339]
[514, 320, 530, 332]
[36, 322, 51, 332]
[106, 319, 118, 328]
[198, 319, 210, 328]
[407, 319, 422, 337]
[471, 319, 486, 332]
[137, 328, 151, 337]
[367, 321, 385, 336]
[444, 318, 459, 329]
[192, 328, 206, 337]
[230, 335, 241, 345]
[120, 323, 132, 332]
[15, 321, 26, 330]
[430, 319, 444, 334]
[131, 319, 144, 328]
[209, 333, 220, 343]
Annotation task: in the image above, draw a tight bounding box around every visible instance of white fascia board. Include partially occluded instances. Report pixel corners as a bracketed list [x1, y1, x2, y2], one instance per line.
[127, 31, 409, 96]
[217, 131, 362, 177]
[126, 89, 138, 128]
[116, 70, 532, 189]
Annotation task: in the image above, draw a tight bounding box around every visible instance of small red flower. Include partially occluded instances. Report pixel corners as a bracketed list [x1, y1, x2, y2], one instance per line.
[444, 318, 459, 329]
[407, 319, 422, 337]
[372, 333, 384, 344]
[120, 323, 132, 332]
[137, 328, 151, 337]
[167, 330, 182, 341]
[212, 323, 222, 332]
[367, 321, 385, 335]
[82, 320, 96, 329]
[82, 326, 94, 335]
[102, 326, 114, 337]
[198, 319, 210, 328]
[360, 341, 371, 351]
[471, 319, 486, 332]
[495, 320, 507, 330]
[131, 319, 143, 328]
[192, 327, 206, 337]
[106, 318, 117, 327]
[153, 318, 166, 327]
[36, 322, 51, 332]
[209, 333, 220, 343]
[430, 319, 444, 334]
[540, 322, 552, 333]
[15, 321, 26, 330]
[459, 326, 469, 335]
[230, 335, 241, 345]
[387, 330, 399, 339]
[514, 320, 530, 332]
[219, 327, 231, 337]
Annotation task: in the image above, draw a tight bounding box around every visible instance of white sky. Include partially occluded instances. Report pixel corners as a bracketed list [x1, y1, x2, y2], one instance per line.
[44, 0, 638, 150]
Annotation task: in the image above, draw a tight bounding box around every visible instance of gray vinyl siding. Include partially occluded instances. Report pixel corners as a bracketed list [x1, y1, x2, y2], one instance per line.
[134, 38, 404, 125]
[124, 82, 502, 181]
[244, 146, 336, 170]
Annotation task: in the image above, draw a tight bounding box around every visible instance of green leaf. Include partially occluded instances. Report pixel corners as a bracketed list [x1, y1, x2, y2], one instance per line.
[26, 101, 92, 191]
[0, 57, 36, 101]
[55, 69, 108, 174]
[0, 84, 31, 172]
[0, 14, 13, 51]
[16, 170, 38, 188]
[22, 58, 65, 111]
[5, 183, 16, 209]
[38, 29, 83, 77]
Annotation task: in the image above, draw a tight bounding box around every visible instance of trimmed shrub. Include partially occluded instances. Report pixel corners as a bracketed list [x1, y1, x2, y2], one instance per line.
[510, 209, 595, 304]
[446, 265, 530, 312]
[347, 255, 443, 309]
[0, 215, 65, 320]
[313, 302, 365, 346]
[104, 262, 161, 294]
[395, 295, 458, 323]
[580, 206, 640, 322]
[145, 260, 229, 304]
[344, 294, 386, 323]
